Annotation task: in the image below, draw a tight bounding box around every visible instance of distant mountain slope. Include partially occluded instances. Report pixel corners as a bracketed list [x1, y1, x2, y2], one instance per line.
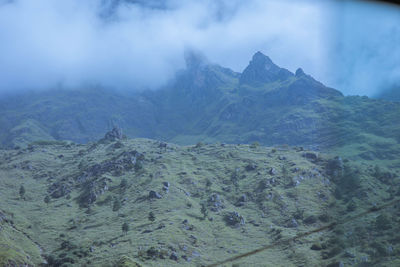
[1, 52, 400, 162]
[374, 86, 400, 102]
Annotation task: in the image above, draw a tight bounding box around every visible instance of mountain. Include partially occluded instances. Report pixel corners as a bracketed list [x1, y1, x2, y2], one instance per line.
[240, 51, 294, 85]
[1, 51, 400, 164]
[1, 133, 399, 266]
[1, 51, 400, 266]
[374, 86, 400, 102]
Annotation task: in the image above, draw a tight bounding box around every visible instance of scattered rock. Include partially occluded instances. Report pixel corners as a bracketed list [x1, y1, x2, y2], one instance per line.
[224, 211, 245, 227]
[208, 193, 224, 211]
[159, 142, 168, 150]
[303, 152, 318, 161]
[78, 178, 109, 207]
[235, 194, 247, 207]
[181, 220, 194, 231]
[303, 215, 317, 225]
[344, 250, 356, 258]
[170, 252, 178, 261]
[112, 141, 124, 149]
[245, 163, 257, 171]
[149, 190, 162, 199]
[189, 235, 197, 244]
[290, 176, 301, 187]
[311, 243, 323, 250]
[288, 218, 298, 228]
[0, 211, 7, 223]
[162, 181, 170, 192]
[326, 261, 344, 267]
[48, 182, 71, 199]
[181, 255, 191, 262]
[77, 150, 144, 182]
[116, 256, 143, 267]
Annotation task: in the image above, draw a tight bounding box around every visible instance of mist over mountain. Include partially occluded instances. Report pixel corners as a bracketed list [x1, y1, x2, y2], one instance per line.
[0, 0, 399, 95]
[374, 86, 400, 102]
[1, 62, 400, 265]
[2, 2, 400, 267]
[1, 51, 399, 166]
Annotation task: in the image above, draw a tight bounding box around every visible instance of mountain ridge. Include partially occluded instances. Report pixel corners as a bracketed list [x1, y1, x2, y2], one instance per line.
[0, 51, 399, 164]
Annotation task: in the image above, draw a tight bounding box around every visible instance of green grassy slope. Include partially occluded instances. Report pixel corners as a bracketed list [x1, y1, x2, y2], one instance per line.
[0, 135, 399, 266]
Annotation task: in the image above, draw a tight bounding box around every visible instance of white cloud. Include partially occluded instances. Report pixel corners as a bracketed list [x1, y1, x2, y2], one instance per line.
[0, 0, 398, 96]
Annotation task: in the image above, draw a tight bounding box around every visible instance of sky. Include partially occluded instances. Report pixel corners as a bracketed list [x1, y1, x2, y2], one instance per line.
[0, 0, 399, 96]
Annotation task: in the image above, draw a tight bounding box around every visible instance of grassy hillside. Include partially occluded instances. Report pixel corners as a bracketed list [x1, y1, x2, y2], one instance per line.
[0, 134, 399, 266]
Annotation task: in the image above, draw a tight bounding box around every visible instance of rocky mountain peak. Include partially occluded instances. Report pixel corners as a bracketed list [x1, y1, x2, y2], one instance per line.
[251, 51, 276, 69]
[295, 68, 305, 77]
[240, 51, 293, 85]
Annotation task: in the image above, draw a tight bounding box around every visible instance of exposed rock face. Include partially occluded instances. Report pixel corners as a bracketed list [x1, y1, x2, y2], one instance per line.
[48, 182, 72, 198]
[240, 51, 293, 85]
[76, 150, 144, 184]
[103, 127, 123, 141]
[78, 178, 110, 207]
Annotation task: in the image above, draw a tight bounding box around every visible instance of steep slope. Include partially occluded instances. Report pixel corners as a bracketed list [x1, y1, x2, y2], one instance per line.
[0, 133, 399, 266]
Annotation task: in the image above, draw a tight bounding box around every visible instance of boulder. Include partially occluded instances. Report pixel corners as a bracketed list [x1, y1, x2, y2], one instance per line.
[302, 152, 318, 161]
[224, 211, 245, 227]
[149, 190, 162, 199]
[170, 252, 178, 261]
[103, 127, 123, 141]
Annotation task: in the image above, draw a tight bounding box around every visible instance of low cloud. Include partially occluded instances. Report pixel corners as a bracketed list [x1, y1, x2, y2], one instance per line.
[325, 0, 400, 96]
[0, 0, 399, 96]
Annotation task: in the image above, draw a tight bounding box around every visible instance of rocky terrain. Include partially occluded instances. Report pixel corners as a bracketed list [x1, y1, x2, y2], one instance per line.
[1, 130, 399, 266]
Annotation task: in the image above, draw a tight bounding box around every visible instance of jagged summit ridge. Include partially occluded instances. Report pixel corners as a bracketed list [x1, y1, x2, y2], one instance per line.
[240, 51, 294, 85]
